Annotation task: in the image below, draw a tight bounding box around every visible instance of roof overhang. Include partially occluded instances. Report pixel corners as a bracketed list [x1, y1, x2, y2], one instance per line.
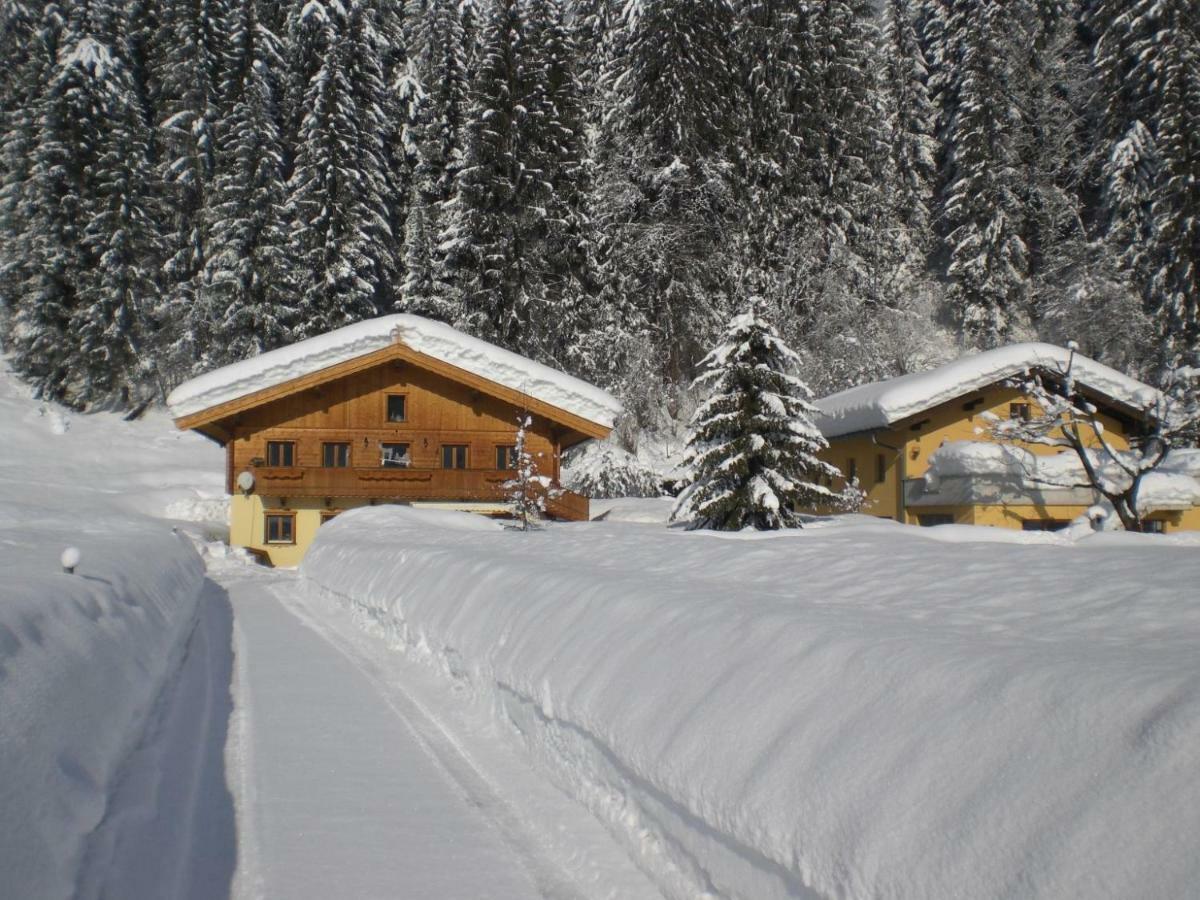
[174, 338, 613, 446]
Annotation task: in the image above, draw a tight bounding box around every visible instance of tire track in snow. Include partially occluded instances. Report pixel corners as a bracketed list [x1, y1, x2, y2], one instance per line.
[265, 574, 595, 900]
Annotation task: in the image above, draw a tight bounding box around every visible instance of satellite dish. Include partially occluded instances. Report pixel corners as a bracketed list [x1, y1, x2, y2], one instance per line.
[237, 470, 256, 495]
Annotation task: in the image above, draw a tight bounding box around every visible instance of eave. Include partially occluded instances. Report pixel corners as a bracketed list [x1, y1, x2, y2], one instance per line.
[172, 338, 612, 446]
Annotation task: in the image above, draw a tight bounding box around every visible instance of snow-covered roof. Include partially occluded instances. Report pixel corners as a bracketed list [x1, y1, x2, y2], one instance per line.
[815, 343, 1158, 438]
[167, 315, 622, 429]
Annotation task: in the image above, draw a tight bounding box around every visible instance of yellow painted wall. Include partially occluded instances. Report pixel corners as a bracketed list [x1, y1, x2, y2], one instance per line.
[230, 493, 511, 566]
[816, 385, 1199, 532]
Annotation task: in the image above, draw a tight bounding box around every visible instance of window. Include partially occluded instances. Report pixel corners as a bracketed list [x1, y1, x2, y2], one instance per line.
[875, 453, 886, 484]
[320, 511, 339, 525]
[265, 513, 295, 544]
[442, 444, 468, 469]
[846, 458, 857, 483]
[386, 394, 407, 423]
[495, 445, 517, 470]
[917, 514, 954, 527]
[322, 442, 350, 467]
[380, 443, 411, 467]
[1010, 402, 1032, 421]
[1145, 519, 1166, 534]
[266, 440, 294, 467]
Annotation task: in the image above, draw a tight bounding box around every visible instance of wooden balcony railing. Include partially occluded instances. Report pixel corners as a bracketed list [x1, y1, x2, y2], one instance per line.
[251, 466, 590, 521]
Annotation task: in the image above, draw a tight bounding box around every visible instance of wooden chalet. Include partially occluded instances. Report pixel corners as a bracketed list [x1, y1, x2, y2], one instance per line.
[169, 315, 621, 565]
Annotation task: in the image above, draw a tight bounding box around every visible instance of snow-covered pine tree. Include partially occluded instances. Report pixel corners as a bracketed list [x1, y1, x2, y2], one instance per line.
[672, 302, 840, 531]
[12, 5, 162, 405]
[200, 0, 295, 365]
[397, 0, 471, 319]
[940, 0, 1029, 347]
[439, 0, 529, 346]
[153, 0, 228, 376]
[284, 0, 391, 338]
[596, 0, 742, 382]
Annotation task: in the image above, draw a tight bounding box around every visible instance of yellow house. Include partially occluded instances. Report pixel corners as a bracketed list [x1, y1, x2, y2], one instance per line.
[813, 343, 1200, 532]
[168, 315, 621, 565]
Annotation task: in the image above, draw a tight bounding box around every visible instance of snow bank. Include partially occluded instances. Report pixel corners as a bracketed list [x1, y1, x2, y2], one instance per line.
[302, 506, 1200, 900]
[166, 314, 623, 428]
[816, 342, 1157, 437]
[0, 362, 218, 900]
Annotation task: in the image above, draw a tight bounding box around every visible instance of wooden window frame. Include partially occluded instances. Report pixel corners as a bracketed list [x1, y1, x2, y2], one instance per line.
[1010, 402, 1032, 421]
[385, 393, 408, 423]
[322, 441, 351, 468]
[265, 512, 296, 544]
[380, 442, 411, 468]
[495, 444, 517, 470]
[266, 440, 295, 467]
[441, 444, 469, 470]
[320, 510, 340, 525]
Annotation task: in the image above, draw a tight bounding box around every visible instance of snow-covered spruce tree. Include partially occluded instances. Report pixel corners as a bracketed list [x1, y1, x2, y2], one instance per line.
[940, 0, 1029, 347]
[672, 303, 841, 531]
[153, 0, 228, 378]
[13, 6, 162, 406]
[397, 0, 471, 319]
[503, 413, 557, 530]
[200, 0, 295, 365]
[440, 0, 532, 348]
[595, 0, 743, 382]
[284, 0, 392, 339]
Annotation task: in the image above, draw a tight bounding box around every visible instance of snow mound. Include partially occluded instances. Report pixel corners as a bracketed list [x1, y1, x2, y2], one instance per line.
[816, 342, 1157, 437]
[166, 314, 623, 428]
[302, 506, 1200, 900]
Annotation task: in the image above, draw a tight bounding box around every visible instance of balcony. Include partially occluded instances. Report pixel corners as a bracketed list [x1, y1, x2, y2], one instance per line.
[250, 466, 590, 521]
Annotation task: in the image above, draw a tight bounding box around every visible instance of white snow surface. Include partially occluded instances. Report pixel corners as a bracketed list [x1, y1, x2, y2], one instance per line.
[303, 505, 1200, 900]
[0, 364, 225, 900]
[166, 313, 623, 428]
[815, 342, 1158, 437]
[927, 440, 1200, 512]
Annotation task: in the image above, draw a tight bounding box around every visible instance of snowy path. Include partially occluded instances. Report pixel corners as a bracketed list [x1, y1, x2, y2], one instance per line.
[207, 559, 662, 900]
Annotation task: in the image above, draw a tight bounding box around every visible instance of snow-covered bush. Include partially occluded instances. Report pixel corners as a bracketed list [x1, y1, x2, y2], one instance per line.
[562, 440, 661, 499]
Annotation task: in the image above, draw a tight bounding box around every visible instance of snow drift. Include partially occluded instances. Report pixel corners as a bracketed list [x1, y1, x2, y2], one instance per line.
[0, 362, 219, 900]
[302, 506, 1200, 900]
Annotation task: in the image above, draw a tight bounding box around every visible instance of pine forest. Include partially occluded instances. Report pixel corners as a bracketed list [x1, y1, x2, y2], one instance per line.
[1, 0, 1197, 429]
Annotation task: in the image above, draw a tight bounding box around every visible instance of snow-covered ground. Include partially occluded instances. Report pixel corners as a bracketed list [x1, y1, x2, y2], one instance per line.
[303, 505, 1200, 900]
[5, 355, 1200, 900]
[0, 363, 224, 900]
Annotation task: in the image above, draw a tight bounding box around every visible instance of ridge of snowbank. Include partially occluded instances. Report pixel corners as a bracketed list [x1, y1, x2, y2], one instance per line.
[0, 529, 206, 900]
[302, 506, 1200, 900]
[816, 342, 1157, 437]
[166, 314, 623, 428]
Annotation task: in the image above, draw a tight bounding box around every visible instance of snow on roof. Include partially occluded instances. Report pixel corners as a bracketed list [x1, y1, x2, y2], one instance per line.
[814, 342, 1158, 438]
[167, 315, 623, 429]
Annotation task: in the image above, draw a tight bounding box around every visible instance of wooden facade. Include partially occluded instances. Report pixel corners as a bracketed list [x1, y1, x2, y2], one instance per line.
[176, 339, 609, 565]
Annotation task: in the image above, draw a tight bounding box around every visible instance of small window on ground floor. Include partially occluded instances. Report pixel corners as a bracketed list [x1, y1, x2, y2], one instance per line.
[1010, 402, 1032, 421]
[265, 512, 295, 544]
[1144, 519, 1167, 534]
[875, 453, 886, 484]
[320, 511, 339, 524]
[495, 445, 517, 470]
[322, 442, 351, 467]
[442, 444, 468, 469]
[380, 443, 411, 467]
[266, 440, 294, 467]
[846, 458, 858, 483]
[917, 513, 955, 527]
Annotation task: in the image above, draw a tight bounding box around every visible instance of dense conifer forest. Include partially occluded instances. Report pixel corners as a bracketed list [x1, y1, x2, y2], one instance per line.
[0, 0, 1196, 424]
